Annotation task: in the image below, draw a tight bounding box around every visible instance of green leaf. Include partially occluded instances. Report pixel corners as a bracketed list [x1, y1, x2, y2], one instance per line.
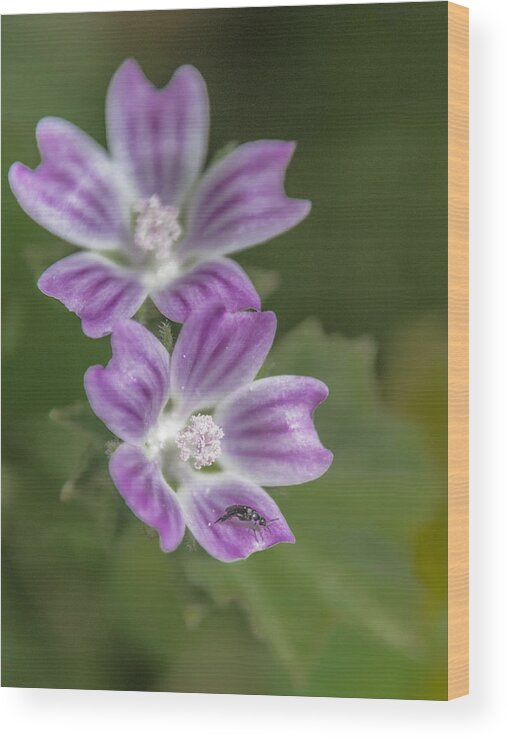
[183, 319, 445, 695]
[244, 265, 280, 300]
[23, 242, 71, 279]
[134, 300, 163, 327]
[381, 316, 448, 615]
[382, 315, 448, 468]
[49, 401, 112, 445]
[207, 140, 239, 168]
[49, 402, 116, 501]
[157, 319, 174, 352]
[306, 622, 445, 700]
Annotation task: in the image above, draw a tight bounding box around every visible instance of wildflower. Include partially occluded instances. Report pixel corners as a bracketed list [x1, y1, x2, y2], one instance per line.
[84, 306, 332, 561]
[9, 59, 311, 337]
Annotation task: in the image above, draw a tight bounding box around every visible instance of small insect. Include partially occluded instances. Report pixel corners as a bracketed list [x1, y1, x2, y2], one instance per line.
[214, 504, 278, 541]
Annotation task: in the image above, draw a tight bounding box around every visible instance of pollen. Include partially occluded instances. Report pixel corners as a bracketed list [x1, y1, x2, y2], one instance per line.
[133, 195, 182, 257]
[176, 414, 224, 470]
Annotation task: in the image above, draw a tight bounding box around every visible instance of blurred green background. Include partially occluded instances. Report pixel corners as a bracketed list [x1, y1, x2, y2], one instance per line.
[2, 3, 448, 698]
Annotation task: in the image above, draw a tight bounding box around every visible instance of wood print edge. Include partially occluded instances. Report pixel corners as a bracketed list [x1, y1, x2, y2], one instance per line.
[447, 1, 469, 701]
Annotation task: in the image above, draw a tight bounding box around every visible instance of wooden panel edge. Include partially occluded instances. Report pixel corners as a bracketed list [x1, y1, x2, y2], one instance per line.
[447, 1, 469, 700]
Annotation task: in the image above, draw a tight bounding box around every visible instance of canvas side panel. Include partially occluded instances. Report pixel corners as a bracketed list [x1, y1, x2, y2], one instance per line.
[447, 1, 469, 701]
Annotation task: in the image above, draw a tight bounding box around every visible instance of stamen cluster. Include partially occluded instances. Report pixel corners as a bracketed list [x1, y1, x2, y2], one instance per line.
[133, 195, 182, 257]
[176, 414, 224, 469]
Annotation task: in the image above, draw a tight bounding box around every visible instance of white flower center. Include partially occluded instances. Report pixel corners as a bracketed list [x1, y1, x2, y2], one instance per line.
[145, 415, 181, 459]
[134, 195, 182, 256]
[175, 414, 224, 470]
[132, 195, 183, 291]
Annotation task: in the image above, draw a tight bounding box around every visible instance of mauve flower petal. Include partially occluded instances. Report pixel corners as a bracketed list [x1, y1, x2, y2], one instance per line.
[9, 117, 128, 250]
[180, 474, 295, 562]
[216, 376, 333, 486]
[179, 140, 311, 257]
[110, 443, 185, 552]
[171, 304, 276, 415]
[106, 59, 209, 208]
[150, 257, 260, 323]
[38, 252, 147, 338]
[84, 320, 170, 444]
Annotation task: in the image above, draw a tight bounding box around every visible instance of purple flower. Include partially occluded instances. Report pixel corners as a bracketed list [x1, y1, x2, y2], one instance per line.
[84, 306, 332, 561]
[9, 59, 311, 337]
